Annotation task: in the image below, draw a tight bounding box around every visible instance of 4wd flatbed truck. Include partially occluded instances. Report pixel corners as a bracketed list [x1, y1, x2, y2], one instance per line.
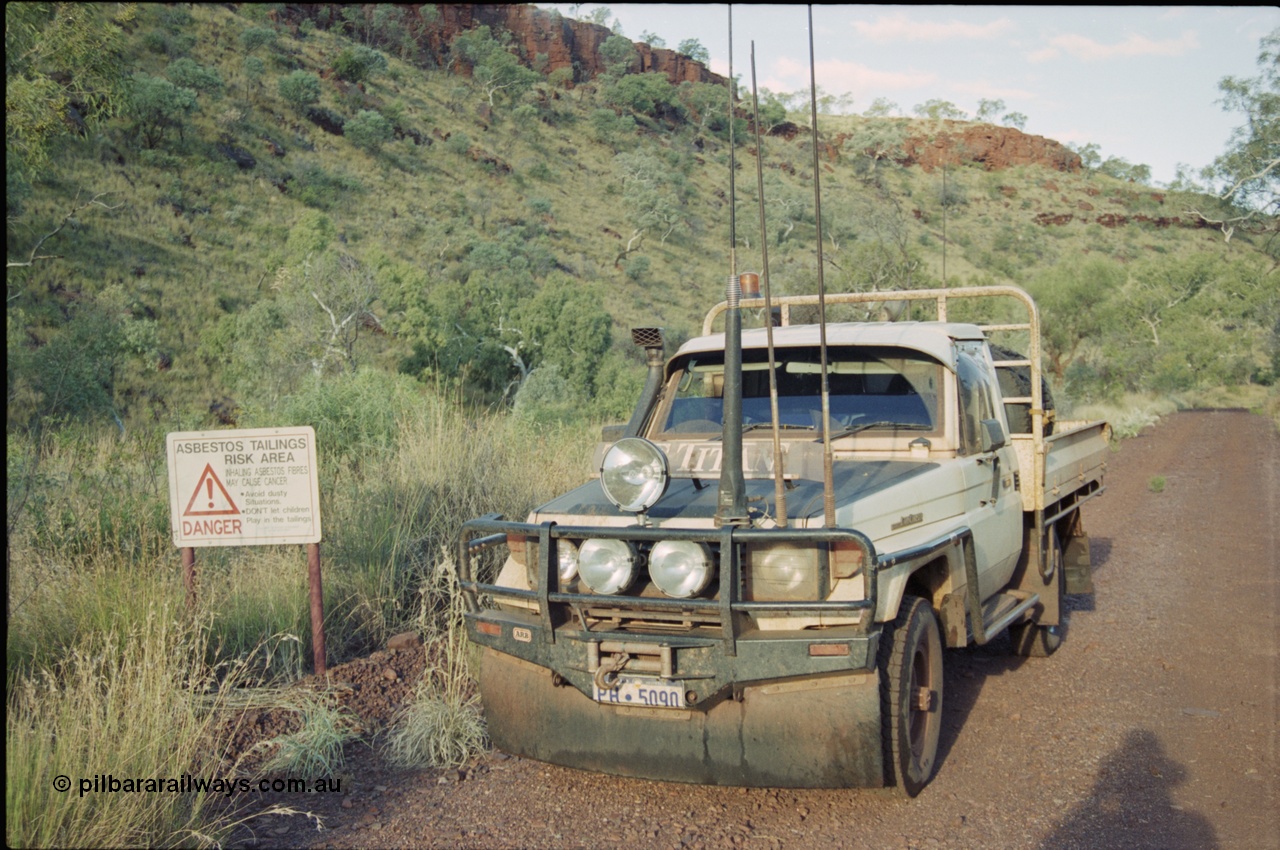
[458, 285, 1108, 794]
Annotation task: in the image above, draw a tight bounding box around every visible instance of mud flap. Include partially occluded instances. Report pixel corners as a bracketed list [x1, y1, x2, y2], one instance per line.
[1063, 532, 1094, 595]
[480, 648, 884, 788]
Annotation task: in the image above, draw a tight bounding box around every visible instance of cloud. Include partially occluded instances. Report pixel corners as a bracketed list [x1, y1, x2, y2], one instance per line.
[852, 13, 1016, 42]
[773, 56, 935, 95]
[1031, 30, 1200, 62]
[948, 80, 1036, 102]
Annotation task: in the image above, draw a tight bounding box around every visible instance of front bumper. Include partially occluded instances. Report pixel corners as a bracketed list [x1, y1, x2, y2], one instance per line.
[480, 647, 884, 787]
[458, 516, 888, 787]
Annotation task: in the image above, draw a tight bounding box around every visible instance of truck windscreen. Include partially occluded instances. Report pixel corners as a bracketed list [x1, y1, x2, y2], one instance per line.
[658, 346, 943, 436]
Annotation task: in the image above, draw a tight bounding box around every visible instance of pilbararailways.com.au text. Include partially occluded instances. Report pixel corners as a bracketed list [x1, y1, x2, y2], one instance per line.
[53, 774, 342, 798]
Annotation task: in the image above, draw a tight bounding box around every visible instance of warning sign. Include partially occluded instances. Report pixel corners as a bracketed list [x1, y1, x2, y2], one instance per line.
[184, 464, 240, 516]
[166, 427, 321, 548]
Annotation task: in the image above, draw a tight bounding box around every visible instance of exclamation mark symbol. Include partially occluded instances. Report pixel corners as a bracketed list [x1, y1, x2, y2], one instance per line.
[207, 478, 214, 509]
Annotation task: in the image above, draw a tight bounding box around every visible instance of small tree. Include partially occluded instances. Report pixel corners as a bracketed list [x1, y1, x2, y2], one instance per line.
[238, 26, 277, 54]
[913, 99, 967, 121]
[1001, 111, 1028, 131]
[345, 109, 394, 152]
[677, 38, 709, 64]
[164, 58, 223, 99]
[126, 73, 197, 148]
[975, 98, 1005, 123]
[278, 70, 321, 112]
[449, 25, 538, 107]
[332, 45, 388, 84]
[605, 73, 677, 118]
[600, 34, 638, 78]
[863, 97, 900, 118]
[242, 55, 265, 100]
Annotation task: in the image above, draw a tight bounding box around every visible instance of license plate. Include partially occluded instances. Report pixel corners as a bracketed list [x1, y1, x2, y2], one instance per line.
[594, 676, 686, 709]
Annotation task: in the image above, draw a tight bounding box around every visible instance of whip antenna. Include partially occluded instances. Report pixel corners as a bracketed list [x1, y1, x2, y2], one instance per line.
[807, 6, 836, 528]
[715, 6, 748, 526]
[750, 42, 787, 527]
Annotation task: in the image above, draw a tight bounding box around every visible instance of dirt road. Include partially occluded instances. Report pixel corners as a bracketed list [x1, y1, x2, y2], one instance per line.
[242, 410, 1278, 850]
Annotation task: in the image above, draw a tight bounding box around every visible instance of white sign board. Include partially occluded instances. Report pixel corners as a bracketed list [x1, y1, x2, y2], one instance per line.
[166, 427, 321, 547]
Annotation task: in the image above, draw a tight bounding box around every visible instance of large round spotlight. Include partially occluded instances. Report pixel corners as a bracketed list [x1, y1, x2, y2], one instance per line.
[556, 539, 580, 583]
[649, 540, 714, 598]
[600, 438, 669, 514]
[578, 539, 638, 595]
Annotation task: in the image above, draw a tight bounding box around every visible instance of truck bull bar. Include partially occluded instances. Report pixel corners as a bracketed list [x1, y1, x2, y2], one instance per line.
[458, 515, 879, 655]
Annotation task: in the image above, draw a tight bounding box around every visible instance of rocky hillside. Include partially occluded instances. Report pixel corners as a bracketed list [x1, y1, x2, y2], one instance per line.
[285, 3, 1079, 174]
[287, 3, 727, 87]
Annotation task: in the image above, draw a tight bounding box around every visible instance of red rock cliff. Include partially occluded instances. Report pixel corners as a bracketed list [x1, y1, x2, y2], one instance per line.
[294, 3, 725, 87]
[899, 122, 1082, 173]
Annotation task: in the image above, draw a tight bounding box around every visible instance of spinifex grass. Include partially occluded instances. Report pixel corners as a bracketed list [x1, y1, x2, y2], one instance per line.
[383, 560, 488, 770]
[256, 692, 360, 779]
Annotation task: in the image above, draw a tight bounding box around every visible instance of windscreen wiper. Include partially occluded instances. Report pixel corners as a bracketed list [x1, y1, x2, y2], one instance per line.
[821, 421, 931, 442]
[741, 422, 813, 435]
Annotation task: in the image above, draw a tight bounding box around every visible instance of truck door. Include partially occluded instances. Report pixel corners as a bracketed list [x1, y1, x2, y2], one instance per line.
[955, 348, 1022, 598]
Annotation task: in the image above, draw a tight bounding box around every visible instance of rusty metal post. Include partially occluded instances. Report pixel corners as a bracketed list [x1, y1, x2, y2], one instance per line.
[307, 542, 326, 675]
[182, 547, 197, 610]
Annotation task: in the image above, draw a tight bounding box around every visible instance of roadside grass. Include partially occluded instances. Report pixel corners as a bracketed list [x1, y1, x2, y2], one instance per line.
[1064, 393, 1181, 440]
[6, 608, 246, 848]
[6, 379, 598, 843]
[1065, 385, 1278, 442]
[257, 691, 361, 779]
[383, 560, 488, 770]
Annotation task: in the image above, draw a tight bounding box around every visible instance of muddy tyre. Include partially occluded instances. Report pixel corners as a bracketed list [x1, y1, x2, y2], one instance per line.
[1010, 530, 1065, 657]
[879, 595, 944, 796]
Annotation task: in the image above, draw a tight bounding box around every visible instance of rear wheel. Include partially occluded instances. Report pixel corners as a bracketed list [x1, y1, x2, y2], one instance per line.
[879, 596, 944, 796]
[1010, 529, 1065, 657]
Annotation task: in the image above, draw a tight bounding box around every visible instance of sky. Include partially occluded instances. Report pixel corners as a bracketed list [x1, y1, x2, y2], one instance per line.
[541, 5, 1278, 187]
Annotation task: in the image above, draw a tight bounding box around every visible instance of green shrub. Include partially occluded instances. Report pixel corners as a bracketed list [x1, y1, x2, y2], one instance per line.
[278, 70, 321, 112]
[239, 26, 278, 54]
[331, 45, 388, 83]
[165, 58, 223, 98]
[444, 131, 471, 156]
[345, 109, 394, 152]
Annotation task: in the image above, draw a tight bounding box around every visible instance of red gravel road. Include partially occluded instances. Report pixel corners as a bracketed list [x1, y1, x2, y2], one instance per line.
[233, 410, 1278, 850]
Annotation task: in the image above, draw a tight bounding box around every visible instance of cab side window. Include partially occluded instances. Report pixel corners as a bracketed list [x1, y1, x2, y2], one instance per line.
[956, 352, 1000, 455]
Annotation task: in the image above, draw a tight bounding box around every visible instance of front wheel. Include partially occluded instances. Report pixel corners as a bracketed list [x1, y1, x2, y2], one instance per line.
[879, 596, 944, 796]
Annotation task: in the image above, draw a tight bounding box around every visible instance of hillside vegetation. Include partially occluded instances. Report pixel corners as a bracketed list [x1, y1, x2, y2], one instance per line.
[4, 6, 1276, 845]
[7, 3, 1276, 432]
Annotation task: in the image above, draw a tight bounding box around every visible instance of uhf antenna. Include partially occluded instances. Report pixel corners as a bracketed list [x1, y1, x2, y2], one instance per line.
[807, 6, 836, 528]
[749, 42, 787, 527]
[715, 6, 748, 527]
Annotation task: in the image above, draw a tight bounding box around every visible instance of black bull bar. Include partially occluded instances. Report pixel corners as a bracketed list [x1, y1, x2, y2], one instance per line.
[457, 517, 890, 788]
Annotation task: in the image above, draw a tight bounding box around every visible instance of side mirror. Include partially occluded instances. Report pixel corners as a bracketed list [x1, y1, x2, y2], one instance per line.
[979, 418, 1007, 452]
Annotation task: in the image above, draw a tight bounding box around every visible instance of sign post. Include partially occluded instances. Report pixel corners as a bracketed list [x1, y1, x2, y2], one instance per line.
[166, 426, 327, 673]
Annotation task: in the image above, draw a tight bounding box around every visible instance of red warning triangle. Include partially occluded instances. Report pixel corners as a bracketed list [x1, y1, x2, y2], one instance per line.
[183, 464, 240, 516]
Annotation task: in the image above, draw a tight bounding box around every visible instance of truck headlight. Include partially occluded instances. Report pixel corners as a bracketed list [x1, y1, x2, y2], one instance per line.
[600, 437, 669, 513]
[744, 543, 822, 601]
[556, 539, 579, 583]
[649, 540, 714, 598]
[579, 538, 638, 595]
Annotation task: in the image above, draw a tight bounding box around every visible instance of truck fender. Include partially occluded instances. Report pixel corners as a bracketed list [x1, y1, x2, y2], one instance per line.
[874, 531, 972, 629]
